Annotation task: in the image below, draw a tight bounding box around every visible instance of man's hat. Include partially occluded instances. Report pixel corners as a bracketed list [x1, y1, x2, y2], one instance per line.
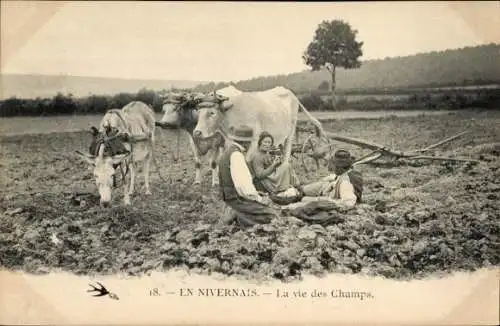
[227, 124, 254, 142]
[331, 149, 354, 168]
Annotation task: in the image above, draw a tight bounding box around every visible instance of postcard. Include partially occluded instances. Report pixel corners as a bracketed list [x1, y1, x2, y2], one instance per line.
[1, 1, 499, 325]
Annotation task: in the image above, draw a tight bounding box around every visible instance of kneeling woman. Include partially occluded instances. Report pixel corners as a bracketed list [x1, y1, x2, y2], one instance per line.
[249, 131, 300, 195]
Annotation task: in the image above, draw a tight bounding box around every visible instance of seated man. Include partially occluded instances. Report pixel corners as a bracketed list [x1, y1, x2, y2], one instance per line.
[217, 124, 279, 229]
[297, 149, 363, 209]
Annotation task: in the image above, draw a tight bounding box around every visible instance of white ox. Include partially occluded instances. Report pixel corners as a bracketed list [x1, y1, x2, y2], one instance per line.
[192, 86, 323, 167]
[76, 101, 156, 207]
[156, 93, 224, 186]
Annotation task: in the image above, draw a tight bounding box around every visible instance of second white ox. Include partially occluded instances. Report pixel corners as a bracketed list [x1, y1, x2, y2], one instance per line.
[76, 101, 156, 207]
[192, 85, 323, 169]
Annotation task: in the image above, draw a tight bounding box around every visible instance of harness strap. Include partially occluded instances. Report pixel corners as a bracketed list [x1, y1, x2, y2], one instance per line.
[111, 161, 130, 188]
[106, 109, 129, 129]
[90, 130, 132, 189]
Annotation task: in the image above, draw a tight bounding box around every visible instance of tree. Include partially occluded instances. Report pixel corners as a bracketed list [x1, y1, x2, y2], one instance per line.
[303, 20, 363, 110]
[135, 88, 156, 106]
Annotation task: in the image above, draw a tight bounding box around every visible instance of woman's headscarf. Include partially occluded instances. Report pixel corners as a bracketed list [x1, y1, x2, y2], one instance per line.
[257, 131, 274, 148]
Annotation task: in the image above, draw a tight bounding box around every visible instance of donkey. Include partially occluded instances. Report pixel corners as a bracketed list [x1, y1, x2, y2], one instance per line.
[76, 101, 156, 207]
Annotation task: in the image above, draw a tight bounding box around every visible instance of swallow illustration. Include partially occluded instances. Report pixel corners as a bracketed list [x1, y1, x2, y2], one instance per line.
[87, 281, 119, 300]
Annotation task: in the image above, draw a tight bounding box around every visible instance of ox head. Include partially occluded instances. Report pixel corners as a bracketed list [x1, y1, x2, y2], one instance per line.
[156, 92, 203, 129]
[76, 126, 131, 207]
[192, 91, 232, 139]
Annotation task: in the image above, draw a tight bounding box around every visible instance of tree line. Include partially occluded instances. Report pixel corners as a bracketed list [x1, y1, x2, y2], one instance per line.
[0, 89, 165, 117]
[1, 86, 498, 117]
[301, 88, 500, 111]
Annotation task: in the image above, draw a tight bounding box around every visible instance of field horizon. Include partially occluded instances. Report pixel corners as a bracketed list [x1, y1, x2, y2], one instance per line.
[0, 109, 462, 136]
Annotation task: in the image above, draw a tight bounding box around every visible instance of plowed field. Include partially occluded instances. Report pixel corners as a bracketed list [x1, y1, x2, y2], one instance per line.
[1, 110, 498, 283]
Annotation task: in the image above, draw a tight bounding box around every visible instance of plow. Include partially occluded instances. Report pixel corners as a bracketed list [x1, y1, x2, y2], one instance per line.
[294, 122, 479, 173]
[156, 88, 480, 175]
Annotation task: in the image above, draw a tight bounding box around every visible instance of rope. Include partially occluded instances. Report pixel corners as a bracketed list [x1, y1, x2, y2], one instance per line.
[151, 129, 171, 184]
[153, 151, 170, 184]
[173, 128, 180, 162]
[116, 161, 130, 188]
[297, 101, 325, 140]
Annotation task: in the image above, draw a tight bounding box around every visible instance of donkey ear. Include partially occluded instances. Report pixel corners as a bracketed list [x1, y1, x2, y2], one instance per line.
[75, 150, 96, 165]
[89, 126, 99, 137]
[104, 124, 113, 135]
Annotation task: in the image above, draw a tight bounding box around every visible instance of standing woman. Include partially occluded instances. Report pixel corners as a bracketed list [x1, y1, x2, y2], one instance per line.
[249, 131, 300, 195]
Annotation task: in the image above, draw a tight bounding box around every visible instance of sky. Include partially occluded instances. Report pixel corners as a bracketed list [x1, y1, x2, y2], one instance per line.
[2, 1, 499, 82]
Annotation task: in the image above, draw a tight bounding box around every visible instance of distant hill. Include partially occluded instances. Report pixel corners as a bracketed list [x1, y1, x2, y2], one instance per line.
[193, 43, 500, 94]
[2, 44, 499, 100]
[0, 74, 204, 99]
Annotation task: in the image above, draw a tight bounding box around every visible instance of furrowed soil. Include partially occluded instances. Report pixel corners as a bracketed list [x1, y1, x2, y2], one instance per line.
[1, 110, 499, 283]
